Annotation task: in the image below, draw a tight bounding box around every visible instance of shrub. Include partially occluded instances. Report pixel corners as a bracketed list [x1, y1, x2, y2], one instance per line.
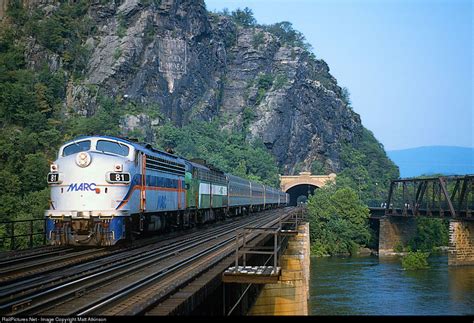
[394, 242, 404, 253]
[401, 251, 430, 270]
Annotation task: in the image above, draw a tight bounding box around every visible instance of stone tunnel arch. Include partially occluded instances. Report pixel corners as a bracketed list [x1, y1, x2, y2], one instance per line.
[280, 172, 336, 206]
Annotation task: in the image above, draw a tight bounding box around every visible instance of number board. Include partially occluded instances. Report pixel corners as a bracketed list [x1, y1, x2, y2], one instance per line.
[47, 173, 60, 183]
[108, 172, 131, 183]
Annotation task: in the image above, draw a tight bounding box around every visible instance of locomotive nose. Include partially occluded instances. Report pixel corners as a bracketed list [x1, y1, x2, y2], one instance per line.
[75, 151, 92, 167]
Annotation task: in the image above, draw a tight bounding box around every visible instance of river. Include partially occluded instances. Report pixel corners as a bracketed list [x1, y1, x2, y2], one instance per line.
[309, 255, 474, 315]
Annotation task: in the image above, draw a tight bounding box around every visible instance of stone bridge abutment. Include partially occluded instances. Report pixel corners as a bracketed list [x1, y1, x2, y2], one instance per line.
[377, 217, 474, 266]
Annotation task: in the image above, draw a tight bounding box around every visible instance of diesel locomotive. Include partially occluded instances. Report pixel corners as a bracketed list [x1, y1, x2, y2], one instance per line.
[45, 135, 289, 246]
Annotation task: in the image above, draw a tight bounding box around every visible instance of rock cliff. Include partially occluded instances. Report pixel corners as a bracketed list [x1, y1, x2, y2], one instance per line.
[0, 0, 391, 176]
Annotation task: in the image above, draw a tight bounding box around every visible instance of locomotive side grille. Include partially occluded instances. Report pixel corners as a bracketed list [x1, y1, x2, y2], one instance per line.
[145, 155, 185, 175]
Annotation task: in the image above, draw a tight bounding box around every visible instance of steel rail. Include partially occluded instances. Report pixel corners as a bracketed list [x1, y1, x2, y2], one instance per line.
[1, 211, 279, 315]
[0, 248, 105, 277]
[75, 209, 294, 316]
[36, 210, 290, 316]
[0, 215, 253, 298]
[0, 247, 73, 266]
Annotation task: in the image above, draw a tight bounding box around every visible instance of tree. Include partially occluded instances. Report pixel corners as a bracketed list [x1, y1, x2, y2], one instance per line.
[264, 21, 312, 51]
[307, 184, 370, 256]
[231, 7, 257, 27]
[154, 119, 280, 187]
[341, 87, 351, 106]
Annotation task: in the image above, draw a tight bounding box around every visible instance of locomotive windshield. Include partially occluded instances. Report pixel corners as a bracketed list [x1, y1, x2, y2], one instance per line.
[96, 140, 130, 156]
[62, 140, 91, 156]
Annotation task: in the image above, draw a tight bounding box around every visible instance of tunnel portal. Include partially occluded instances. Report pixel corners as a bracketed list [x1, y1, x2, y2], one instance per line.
[280, 172, 336, 206]
[286, 184, 317, 206]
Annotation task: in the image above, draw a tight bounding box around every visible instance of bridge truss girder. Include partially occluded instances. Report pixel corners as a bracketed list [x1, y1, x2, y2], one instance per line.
[385, 175, 474, 219]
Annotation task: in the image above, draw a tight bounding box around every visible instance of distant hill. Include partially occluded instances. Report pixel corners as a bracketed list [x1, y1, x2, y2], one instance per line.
[387, 146, 474, 178]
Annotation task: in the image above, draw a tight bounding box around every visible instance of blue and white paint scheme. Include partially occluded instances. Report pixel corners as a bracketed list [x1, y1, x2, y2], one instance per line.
[45, 135, 289, 247]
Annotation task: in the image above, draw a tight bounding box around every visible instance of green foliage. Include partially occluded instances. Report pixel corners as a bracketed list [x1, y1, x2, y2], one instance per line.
[337, 128, 399, 206]
[273, 74, 288, 90]
[401, 251, 430, 270]
[307, 185, 371, 256]
[242, 106, 255, 133]
[264, 21, 312, 52]
[254, 73, 273, 106]
[230, 7, 257, 27]
[21, 153, 50, 193]
[408, 218, 449, 252]
[310, 241, 329, 257]
[293, 162, 303, 175]
[117, 13, 127, 38]
[141, 0, 162, 6]
[154, 119, 280, 187]
[394, 242, 405, 253]
[123, 102, 164, 120]
[26, 1, 92, 77]
[0, 16, 125, 235]
[311, 160, 327, 175]
[114, 47, 122, 61]
[257, 73, 273, 91]
[341, 87, 351, 106]
[65, 96, 123, 138]
[255, 89, 266, 106]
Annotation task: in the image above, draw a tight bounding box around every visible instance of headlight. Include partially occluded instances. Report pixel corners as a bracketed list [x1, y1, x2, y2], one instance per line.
[75, 151, 91, 168]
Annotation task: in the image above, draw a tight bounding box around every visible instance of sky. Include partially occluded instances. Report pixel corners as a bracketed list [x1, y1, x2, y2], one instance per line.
[205, 0, 473, 151]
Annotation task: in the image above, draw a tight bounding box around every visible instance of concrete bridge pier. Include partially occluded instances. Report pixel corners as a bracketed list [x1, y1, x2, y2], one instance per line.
[378, 216, 417, 255]
[448, 220, 474, 266]
[248, 223, 310, 315]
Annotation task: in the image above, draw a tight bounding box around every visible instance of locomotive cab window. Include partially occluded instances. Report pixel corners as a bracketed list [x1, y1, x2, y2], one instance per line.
[62, 140, 91, 157]
[96, 140, 130, 157]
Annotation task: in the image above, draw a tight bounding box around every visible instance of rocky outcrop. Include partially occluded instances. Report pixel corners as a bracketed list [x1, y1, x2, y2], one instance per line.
[9, 0, 379, 175]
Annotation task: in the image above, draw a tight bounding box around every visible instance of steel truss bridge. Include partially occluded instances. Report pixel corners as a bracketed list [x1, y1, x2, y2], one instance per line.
[370, 175, 474, 220]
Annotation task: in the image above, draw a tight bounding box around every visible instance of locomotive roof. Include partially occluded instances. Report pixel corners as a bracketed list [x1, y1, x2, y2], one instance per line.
[65, 135, 184, 162]
[64, 136, 287, 193]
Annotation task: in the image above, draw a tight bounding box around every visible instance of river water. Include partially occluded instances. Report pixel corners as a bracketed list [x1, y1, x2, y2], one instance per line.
[309, 255, 474, 315]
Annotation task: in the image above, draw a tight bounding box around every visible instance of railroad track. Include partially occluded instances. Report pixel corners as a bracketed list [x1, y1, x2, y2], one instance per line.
[0, 208, 294, 315]
[85, 207, 294, 316]
[0, 221, 219, 285]
[48, 208, 293, 316]
[0, 248, 108, 284]
[0, 246, 72, 267]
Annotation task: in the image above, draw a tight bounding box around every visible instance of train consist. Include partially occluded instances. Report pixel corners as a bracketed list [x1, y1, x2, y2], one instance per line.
[45, 136, 289, 246]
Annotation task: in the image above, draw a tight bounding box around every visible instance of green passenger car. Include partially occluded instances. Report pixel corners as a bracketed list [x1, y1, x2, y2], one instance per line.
[186, 160, 228, 210]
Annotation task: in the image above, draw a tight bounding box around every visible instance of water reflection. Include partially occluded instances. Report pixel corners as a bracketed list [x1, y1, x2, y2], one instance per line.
[448, 265, 474, 312]
[309, 255, 474, 315]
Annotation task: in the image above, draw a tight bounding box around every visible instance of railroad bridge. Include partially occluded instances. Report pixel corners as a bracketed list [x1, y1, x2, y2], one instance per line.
[369, 175, 474, 266]
[280, 172, 336, 205]
[0, 207, 310, 316]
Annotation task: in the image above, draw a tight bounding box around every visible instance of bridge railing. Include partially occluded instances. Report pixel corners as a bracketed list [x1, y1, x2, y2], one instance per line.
[0, 218, 47, 251]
